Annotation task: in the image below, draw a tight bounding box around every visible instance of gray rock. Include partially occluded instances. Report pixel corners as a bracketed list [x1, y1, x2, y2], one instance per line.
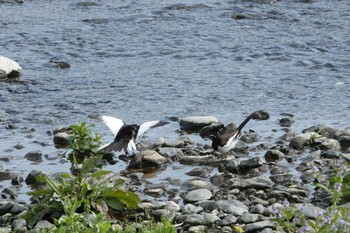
[321, 150, 340, 159]
[179, 155, 215, 165]
[185, 213, 220, 225]
[299, 150, 321, 162]
[199, 123, 225, 138]
[181, 179, 213, 191]
[264, 150, 285, 162]
[10, 203, 28, 215]
[289, 132, 319, 149]
[53, 132, 71, 147]
[214, 200, 248, 216]
[0, 171, 19, 181]
[188, 225, 206, 233]
[294, 203, 324, 219]
[226, 157, 264, 173]
[11, 219, 26, 233]
[228, 177, 275, 190]
[129, 150, 167, 168]
[25, 169, 43, 185]
[157, 147, 184, 161]
[338, 136, 350, 149]
[184, 188, 212, 203]
[252, 110, 270, 120]
[260, 228, 274, 233]
[317, 138, 341, 151]
[279, 117, 294, 127]
[180, 116, 219, 131]
[302, 124, 339, 139]
[144, 188, 164, 197]
[218, 214, 237, 226]
[0, 56, 23, 79]
[152, 209, 176, 221]
[245, 220, 275, 232]
[11, 175, 24, 185]
[34, 220, 55, 231]
[185, 167, 210, 178]
[250, 204, 265, 214]
[240, 131, 261, 144]
[269, 174, 295, 185]
[239, 212, 259, 223]
[0, 213, 12, 226]
[24, 150, 43, 161]
[0, 202, 14, 216]
[182, 204, 203, 214]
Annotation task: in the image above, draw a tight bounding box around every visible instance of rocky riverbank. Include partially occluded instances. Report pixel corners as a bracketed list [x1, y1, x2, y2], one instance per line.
[1, 112, 350, 232]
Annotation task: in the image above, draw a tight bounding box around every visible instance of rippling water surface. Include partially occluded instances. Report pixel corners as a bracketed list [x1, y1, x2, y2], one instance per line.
[1, 0, 349, 199]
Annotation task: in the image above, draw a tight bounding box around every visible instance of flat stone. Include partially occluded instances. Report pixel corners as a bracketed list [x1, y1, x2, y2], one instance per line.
[180, 116, 219, 131]
[0, 202, 14, 216]
[182, 204, 204, 214]
[0, 171, 19, 181]
[185, 167, 210, 178]
[188, 225, 206, 233]
[264, 150, 285, 162]
[228, 177, 275, 190]
[53, 132, 71, 147]
[11, 219, 26, 232]
[129, 150, 167, 168]
[214, 200, 248, 216]
[185, 213, 220, 225]
[218, 214, 237, 226]
[10, 203, 28, 215]
[157, 147, 184, 161]
[250, 204, 265, 214]
[184, 188, 212, 203]
[245, 220, 275, 232]
[24, 150, 42, 161]
[181, 179, 213, 191]
[239, 212, 259, 223]
[34, 220, 55, 230]
[151, 209, 176, 221]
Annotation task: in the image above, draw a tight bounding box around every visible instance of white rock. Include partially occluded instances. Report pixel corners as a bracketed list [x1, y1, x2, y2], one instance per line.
[0, 56, 23, 79]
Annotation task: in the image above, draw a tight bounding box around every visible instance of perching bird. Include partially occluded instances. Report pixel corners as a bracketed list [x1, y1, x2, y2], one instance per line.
[211, 112, 255, 153]
[98, 115, 169, 155]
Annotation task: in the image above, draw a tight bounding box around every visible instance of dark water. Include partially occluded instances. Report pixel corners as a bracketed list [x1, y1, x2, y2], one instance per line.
[1, 0, 350, 199]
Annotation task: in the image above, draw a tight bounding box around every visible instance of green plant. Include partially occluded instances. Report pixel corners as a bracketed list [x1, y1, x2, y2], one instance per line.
[25, 122, 141, 232]
[273, 158, 350, 233]
[68, 122, 103, 163]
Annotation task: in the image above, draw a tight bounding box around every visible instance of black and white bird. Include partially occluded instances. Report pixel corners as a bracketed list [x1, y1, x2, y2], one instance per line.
[211, 112, 255, 154]
[98, 115, 169, 155]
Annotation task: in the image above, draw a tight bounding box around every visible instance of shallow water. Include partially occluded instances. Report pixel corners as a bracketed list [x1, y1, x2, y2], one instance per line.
[1, 0, 350, 200]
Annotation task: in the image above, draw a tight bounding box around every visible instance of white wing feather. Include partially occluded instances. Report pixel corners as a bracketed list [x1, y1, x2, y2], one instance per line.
[99, 115, 124, 137]
[137, 121, 163, 141]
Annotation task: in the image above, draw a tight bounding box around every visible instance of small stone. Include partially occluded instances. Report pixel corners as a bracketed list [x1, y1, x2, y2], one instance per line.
[214, 200, 248, 216]
[0, 213, 12, 227]
[228, 177, 275, 190]
[264, 150, 284, 162]
[269, 174, 295, 185]
[11, 219, 26, 233]
[239, 212, 259, 223]
[338, 136, 350, 149]
[218, 214, 237, 226]
[11, 176, 24, 185]
[302, 124, 339, 139]
[34, 220, 55, 230]
[240, 131, 261, 143]
[182, 204, 203, 214]
[252, 110, 270, 120]
[53, 132, 71, 147]
[279, 117, 294, 127]
[180, 116, 219, 131]
[129, 150, 167, 169]
[184, 188, 212, 203]
[25, 169, 43, 185]
[245, 220, 275, 232]
[151, 209, 176, 221]
[10, 203, 28, 215]
[185, 213, 220, 225]
[0, 171, 19, 181]
[185, 167, 210, 178]
[144, 188, 164, 197]
[24, 150, 43, 161]
[188, 225, 206, 233]
[250, 204, 265, 214]
[239, 157, 264, 171]
[0, 202, 14, 216]
[181, 179, 213, 191]
[321, 150, 340, 159]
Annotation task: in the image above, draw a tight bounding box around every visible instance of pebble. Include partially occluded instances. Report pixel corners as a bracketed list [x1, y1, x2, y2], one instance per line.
[185, 213, 220, 225]
[24, 150, 42, 161]
[181, 179, 213, 191]
[218, 214, 237, 226]
[245, 220, 275, 232]
[264, 150, 285, 162]
[184, 188, 212, 203]
[239, 212, 260, 223]
[228, 177, 275, 190]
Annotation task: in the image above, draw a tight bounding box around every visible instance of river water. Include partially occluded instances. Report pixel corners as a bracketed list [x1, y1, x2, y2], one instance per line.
[0, 0, 349, 200]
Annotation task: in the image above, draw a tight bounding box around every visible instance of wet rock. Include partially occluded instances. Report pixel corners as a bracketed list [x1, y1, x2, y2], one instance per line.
[289, 132, 319, 149]
[10, 203, 28, 215]
[180, 116, 219, 131]
[321, 150, 340, 159]
[228, 177, 275, 190]
[157, 147, 184, 161]
[11, 219, 26, 233]
[2, 187, 16, 199]
[269, 174, 295, 185]
[185, 167, 211, 178]
[11, 175, 24, 185]
[199, 123, 225, 138]
[128, 150, 167, 169]
[50, 58, 70, 69]
[0, 213, 12, 227]
[213, 200, 248, 215]
[240, 131, 261, 144]
[0, 171, 19, 181]
[218, 214, 237, 226]
[264, 150, 285, 162]
[184, 188, 212, 203]
[239, 212, 259, 223]
[226, 157, 264, 173]
[0, 202, 14, 215]
[245, 220, 275, 232]
[53, 132, 71, 147]
[302, 124, 339, 139]
[299, 150, 321, 162]
[163, 139, 186, 148]
[317, 138, 341, 151]
[25, 169, 43, 185]
[294, 203, 324, 218]
[279, 117, 294, 127]
[24, 150, 43, 161]
[0, 56, 23, 79]
[181, 179, 213, 191]
[339, 135, 350, 149]
[251, 204, 265, 214]
[179, 155, 214, 165]
[144, 188, 164, 197]
[252, 110, 270, 120]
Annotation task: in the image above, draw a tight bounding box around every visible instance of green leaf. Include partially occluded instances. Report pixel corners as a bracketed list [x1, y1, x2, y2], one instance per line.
[105, 198, 125, 211]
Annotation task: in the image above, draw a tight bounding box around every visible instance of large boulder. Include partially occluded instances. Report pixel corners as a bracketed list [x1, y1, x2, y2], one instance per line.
[0, 56, 23, 79]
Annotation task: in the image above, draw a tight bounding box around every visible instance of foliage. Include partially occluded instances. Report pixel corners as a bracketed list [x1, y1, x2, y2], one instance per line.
[273, 157, 350, 233]
[24, 122, 141, 232]
[68, 122, 104, 163]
